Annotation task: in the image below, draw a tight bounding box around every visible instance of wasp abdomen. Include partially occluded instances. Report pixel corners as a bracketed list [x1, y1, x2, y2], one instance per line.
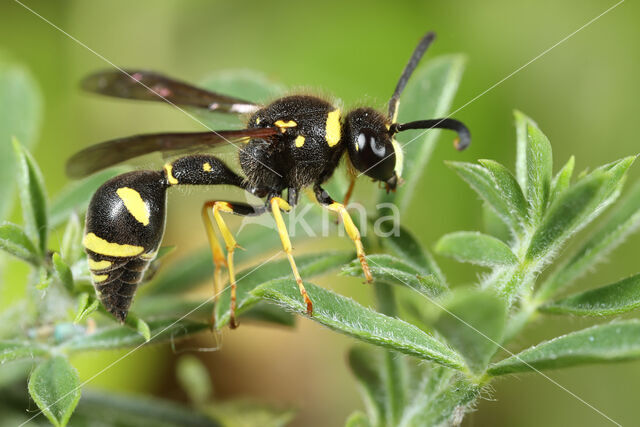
[84, 170, 168, 322]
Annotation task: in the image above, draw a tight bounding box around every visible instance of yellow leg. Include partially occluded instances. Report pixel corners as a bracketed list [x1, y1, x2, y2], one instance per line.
[270, 197, 313, 315]
[203, 201, 241, 329]
[201, 203, 226, 328]
[327, 202, 373, 283]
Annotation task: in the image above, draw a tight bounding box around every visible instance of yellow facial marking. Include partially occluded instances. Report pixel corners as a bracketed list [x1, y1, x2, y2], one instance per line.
[116, 187, 150, 226]
[295, 135, 305, 147]
[391, 138, 404, 178]
[203, 162, 212, 172]
[91, 273, 109, 283]
[325, 109, 341, 147]
[275, 119, 297, 128]
[255, 117, 261, 125]
[84, 232, 144, 258]
[88, 259, 112, 270]
[164, 163, 178, 185]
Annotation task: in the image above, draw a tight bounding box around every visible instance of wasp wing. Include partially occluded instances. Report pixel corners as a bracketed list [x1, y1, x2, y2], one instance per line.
[82, 70, 260, 114]
[67, 127, 278, 179]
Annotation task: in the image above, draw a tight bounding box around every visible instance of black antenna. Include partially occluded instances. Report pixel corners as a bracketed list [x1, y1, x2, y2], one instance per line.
[390, 118, 471, 151]
[388, 32, 436, 121]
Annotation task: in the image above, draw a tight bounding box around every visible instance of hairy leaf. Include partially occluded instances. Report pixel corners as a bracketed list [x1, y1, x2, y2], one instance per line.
[0, 222, 39, 265]
[478, 159, 530, 226]
[435, 231, 518, 267]
[482, 203, 512, 243]
[1, 340, 48, 363]
[435, 288, 507, 372]
[28, 356, 80, 427]
[541, 273, 640, 316]
[488, 320, 640, 375]
[253, 279, 466, 370]
[52, 253, 74, 293]
[60, 213, 83, 265]
[215, 251, 353, 328]
[342, 254, 447, 298]
[523, 119, 553, 220]
[382, 55, 466, 211]
[0, 60, 42, 220]
[550, 155, 575, 203]
[13, 139, 48, 255]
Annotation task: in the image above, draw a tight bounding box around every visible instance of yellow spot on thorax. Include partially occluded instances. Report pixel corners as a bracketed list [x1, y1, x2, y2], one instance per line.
[88, 259, 112, 270]
[203, 162, 212, 172]
[274, 119, 297, 133]
[84, 232, 144, 257]
[325, 109, 341, 147]
[164, 162, 178, 185]
[116, 187, 150, 226]
[295, 135, 305, 147]
[91, 273, 109, 283]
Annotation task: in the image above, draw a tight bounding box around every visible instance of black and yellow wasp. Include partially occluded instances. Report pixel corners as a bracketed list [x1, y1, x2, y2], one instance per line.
[67, 31, 470, 328]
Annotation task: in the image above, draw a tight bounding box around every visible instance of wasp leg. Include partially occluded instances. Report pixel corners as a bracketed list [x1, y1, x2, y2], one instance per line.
[201, 203, 227, 323]
[203, 200, 266, 329]
[269, 196, 313, 315]
[314, 184, 373, 283]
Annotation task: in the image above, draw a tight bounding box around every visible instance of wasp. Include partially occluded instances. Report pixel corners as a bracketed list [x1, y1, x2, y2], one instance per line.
[67, 31, 470, 328]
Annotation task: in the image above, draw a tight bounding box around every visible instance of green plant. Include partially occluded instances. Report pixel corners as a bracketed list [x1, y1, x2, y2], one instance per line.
[1, 51, 639, 427]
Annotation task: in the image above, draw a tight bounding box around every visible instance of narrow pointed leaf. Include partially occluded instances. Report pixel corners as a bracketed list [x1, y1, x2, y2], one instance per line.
[381, 224, 446, 283]
[550, 155, 575, 203]
[524, 121, 553, 219]
[61, 319, 207, 352]
[49, 168, 126, 229]
[488, 320, 640, 375]
[52, 253, 74, 293]
[28, 356, 81, 427]
[435, 289, 507, 372]
[348, 346, 386, 425]
[541, 273, 640, 316]
[539, 179, 640, 299]
[381, 55, 466, 211]
[252, 279, 466, 369]
[526, 157, 635, 263]
[215, 251, 353, 328]
[0, 222, 39, 265]
[342, 254, 447, 298]
[478, 159, 530, 225]
[13, 139, 48, 254]
[60, 213, 83, 265]
[435, 231, 518, 267]
[0, 60, 42, 220]
[447, 161, 523, 234]
[1, 340, 48, 363]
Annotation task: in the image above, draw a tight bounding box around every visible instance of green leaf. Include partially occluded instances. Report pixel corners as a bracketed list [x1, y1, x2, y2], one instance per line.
[540, 273, 640, 316]
[342, 254, 447, 298]
[0, 60, 42, 220]
[478, 159, 530, 226]
[13, 139, 48, 255]
[488, 320, 640, 376]
[348, 346, 386, 426]
[1, 340, 48, 363]
[447, 161, 524, 235]
[123, 314, 152, 342]
[52, 253, 74, 293]
[203, 399, 294, 427]
[523, 120, 553, 220]
[435, 288, 507, 372]
[60, 213, 83, 265]
[382, 55, 466, 211]
[538, 179, 640, 300]
[0, 221, 39, 265]
[74, 295, 99, 324]
[176, 355, 213, 405]
[28, 356, 81, 427]
[550, 155, 575, 203]
[345, 411, 371, 427]
[240, 303, 295, 327]
[380, 224, 446, 283]
[49, 168, 126, 230]
[435, 231, 518, 267]
[252, 279, 466, 370]
[61, 319, 207, 352]
[526, 157, 635, 263]
[215, 251, 354, 328]
[482, 202, 511, 243]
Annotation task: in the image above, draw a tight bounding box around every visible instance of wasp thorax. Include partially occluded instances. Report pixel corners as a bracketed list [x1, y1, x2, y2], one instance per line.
[345, 108, 398, 187]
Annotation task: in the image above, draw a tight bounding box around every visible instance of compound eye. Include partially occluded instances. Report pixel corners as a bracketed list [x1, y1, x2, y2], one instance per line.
[357, 130, 387, 159]
[350, 128, 395, 182]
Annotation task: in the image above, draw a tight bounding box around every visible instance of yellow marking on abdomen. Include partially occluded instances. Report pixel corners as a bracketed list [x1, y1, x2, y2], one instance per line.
[325, 109, 341, 147]
[164, 163, 178, 185]
[88, 259, 112, 270]
[116, 187, 150, 226]
[275, 119, 297, 133]
[295, 135, 305, 147]
[203, 162, 212, 172]
[84, 232, 144, 258]
[91, 273, 109, 283]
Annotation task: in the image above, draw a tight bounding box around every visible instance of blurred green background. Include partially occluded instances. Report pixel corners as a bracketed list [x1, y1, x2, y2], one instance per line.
[1, 0, 639, 425]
